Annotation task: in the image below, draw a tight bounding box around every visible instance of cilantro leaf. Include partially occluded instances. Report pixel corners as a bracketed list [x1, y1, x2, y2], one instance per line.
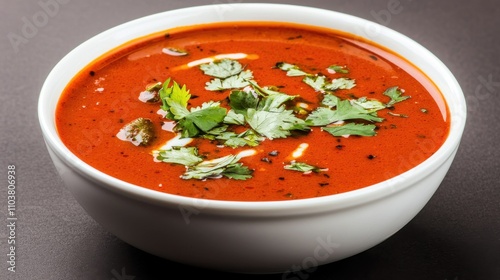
[176, 102, 227, 138]
[323, 123, 377, 137]
[306, 100, 384, 126]
[158, 78, 227, 138]
[257, 91, 296, 112]
[303, 75, 328, 92]
[205, 70, 253, 91]
[216, 129, 265, 148]
[223, 109, 246, 125]
[276, 62, 308, 76]
[327, 65, 349, 74]
[325, 78, 356, 90]
[321, 93, 340, 108]
[384, 86, 410, 107]
[284, 161, 327, 173]
[200, 58, 244, 78]
[159, 78, 191, 120]
[351, 97, 386, 113]
[220, 164, 254, 180]
[155, 147, 203, 166]
[246, 109, 309, 140]
[225, 84, 308, 140]
[228, 90, 259, 115]
[181, 154, 253, 180]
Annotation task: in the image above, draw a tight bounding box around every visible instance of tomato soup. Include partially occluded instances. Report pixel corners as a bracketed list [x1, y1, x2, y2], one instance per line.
[55, 22, 450, 201]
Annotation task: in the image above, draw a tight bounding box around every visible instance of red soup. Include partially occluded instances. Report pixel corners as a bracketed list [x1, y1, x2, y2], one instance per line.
[55, 22, 450, 201]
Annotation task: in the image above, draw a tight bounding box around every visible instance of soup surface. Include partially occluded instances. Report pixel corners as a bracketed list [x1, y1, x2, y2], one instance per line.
[56, 22, 450, 201]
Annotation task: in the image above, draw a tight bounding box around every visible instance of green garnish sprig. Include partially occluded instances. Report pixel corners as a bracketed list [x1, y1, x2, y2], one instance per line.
[156, 146, 253, 180]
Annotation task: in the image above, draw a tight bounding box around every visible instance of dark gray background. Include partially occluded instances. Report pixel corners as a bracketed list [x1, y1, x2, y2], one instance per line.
[1, 0, 499, 279]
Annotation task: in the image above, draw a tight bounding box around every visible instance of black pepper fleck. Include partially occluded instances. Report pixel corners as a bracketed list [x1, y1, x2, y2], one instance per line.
[261, 157, 272, 164]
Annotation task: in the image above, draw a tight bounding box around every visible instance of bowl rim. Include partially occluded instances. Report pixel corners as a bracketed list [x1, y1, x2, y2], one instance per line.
[38, 3, 466, 215]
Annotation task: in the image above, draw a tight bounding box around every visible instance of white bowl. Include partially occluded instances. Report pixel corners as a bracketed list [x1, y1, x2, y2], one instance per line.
[38, 3, 466, 274]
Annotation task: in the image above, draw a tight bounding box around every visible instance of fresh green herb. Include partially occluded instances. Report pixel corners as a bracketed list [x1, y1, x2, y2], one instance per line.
[225, 86, 310, 140]
[246, 109, 309, 139]
[200, 59, 254, 91]
[158, 78, 191, 120]
[284, 161, 328, 173]
[181, 154, 253, 180]
[277, 62, 355, 92]
[200, 58, 244, 78]
[306, 99, 384, 126]
[327, 65, 349, 74]
[351, 97, 386, 113]
[146, 59, 413, 181]
[384, 86, 410, 107]
[159, 79, 227, 138]
[321, 93, 340, 108]
[325, 78, 356, 90]
[303, 75, 328, 92]
[155, 147, 203, 166]
[177, 102, 227, 138]
[205, 70, 253, 91]
[276, 62, 308, 76]
[215, 129, 265, 148]
[323, 123, 377, 137]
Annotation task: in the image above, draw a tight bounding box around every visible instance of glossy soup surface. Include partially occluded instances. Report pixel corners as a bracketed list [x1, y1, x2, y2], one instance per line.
[56, 22, 450, 201]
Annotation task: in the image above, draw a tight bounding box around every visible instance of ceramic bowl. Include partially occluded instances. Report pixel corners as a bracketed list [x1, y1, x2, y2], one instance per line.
[38, 3, 466, 274]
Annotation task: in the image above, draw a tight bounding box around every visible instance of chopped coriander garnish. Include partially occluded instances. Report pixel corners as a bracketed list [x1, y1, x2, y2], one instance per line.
[303, 75, 328, 92]
[323, 123, 377, 137]
[327, 65, 349, 74]
[159, 79, 227, 137]
[200, 58, 244, 78]
[215, 129, 265, 148]
[384, 86, 411, 107]
[139, 59, 413, 181]
[155, 146, 203, 166]
[325, 78, 356, 90]
[306, 99, 384, 126]
[181, 154, 253, 180]
[205, 70, 253, 91]
[284, 161, 328, 173]
[226, 85, 310, 140]
[276, 62, 308, 76]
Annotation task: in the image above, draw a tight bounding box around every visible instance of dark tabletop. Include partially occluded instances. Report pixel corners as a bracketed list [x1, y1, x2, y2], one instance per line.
[1, 0, 499, 279]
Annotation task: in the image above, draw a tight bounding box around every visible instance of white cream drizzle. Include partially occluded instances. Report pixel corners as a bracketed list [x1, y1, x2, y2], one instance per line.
[291, 143, 309, 159]
[172, 53, 259, 71]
